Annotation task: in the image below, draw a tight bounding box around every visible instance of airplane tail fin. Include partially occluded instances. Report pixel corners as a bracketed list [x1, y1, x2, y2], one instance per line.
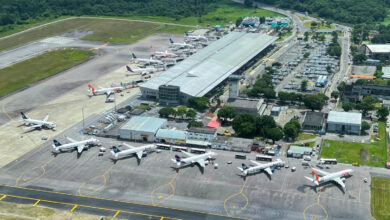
[242, 163, 248, 170]
[150, 45, 156, 52]
[126, 65, 133, 72]
[88, 84, 95, 93]
[132, 53, 137, 59]
[53, 139, 61, 147]
[112, 146, 121, 153]
[311, 171, 320, 185]
[185, 32, 189, 36]
[175, 154, 181, 162]
[20, 112, 28, 119]
[169, 38, 174, 44]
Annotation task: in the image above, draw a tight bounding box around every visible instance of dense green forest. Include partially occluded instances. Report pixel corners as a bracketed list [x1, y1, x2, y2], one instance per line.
[0, 0, 216, 27]
[254, 0, 390, 24]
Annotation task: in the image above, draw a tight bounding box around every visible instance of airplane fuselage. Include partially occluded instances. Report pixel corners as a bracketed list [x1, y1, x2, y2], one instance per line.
[53, 138, 98, 151]
[243, 160, 283, 176]
[22, 118, 56, 128]
[112, 144, 156, 158]
[319, 169, 353, 184]
[179, 152, 216, 166]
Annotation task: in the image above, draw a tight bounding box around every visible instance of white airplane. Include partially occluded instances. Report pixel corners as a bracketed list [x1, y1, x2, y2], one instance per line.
[169, 38, 194, 49]
[305, 168, 354, 192]
[111, 143, 157, 160]
[52, 137, 100, 153]
[131, 53, 163, 65]
[185, 32, 208, 41]
[237, 159, 284, 176]
[126, 65, 156, 75]
[20, 112, 56, 130]
[88, 84, 124, 97]
[150, 46, 178, 58]
[171, 151, 216, 168]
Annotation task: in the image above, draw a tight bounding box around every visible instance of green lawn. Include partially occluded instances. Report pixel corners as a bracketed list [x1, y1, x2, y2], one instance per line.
[321, 122, 388, 167]
[277, 31, 293, 42]
[371, 177, 390, 220]
[298, 133, 316, 141]
[382, 11, 390, 25]
[0, 49, 93, 97]
[304, 21, 335, 30]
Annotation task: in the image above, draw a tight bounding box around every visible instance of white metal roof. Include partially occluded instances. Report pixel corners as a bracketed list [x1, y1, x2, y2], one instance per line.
[366, 44, 390, 53]
[382, 66, 390, 79]
[120, 116, 167, 133]
[327, 111, 362, 126]
[288, 145, 312, 154]
[156, 129, 187, 140]
[141, 32, 277, 97]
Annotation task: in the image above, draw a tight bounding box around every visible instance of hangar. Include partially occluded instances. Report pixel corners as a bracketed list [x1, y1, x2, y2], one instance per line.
[119, 116, 167, 142]
[327, 111, 362, 135]
[140, 32, 277, 105]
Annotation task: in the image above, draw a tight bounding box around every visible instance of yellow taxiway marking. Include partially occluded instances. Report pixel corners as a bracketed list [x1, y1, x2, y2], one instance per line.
[0, 195, 6, 200]
[223, 178, 249, 217]
[33, 200, 40, 206]
[0, 183, 248, 220]
[16, 157, 55, 186]
[160, 217, 165, 220]
[92, 43, 108, 50]
[303, 188, 328, 220]
[70, 204, 78, 212]
[78, 164, 116, 195]
[113, 210, 120, 218]
[151, 172, 180, 205]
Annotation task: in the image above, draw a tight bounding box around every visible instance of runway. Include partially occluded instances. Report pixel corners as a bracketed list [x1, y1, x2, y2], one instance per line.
[0, 184, 244, 220]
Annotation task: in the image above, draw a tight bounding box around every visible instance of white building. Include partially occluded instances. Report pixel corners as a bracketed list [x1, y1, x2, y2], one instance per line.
[119, 116, 167, 142]
[156, 129, 187, 144]
[186, 127, 217, 147]
[327, 111, 362, 135]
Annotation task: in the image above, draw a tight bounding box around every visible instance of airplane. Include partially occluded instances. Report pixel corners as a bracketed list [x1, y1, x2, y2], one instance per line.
[171, 151, 216, 168]
[126, 65, 157, 75]
[237, 159, 284, 176]
[20, 112, 56, 130]
[52, 137, 100, 154]
[169, 38, 194, 49]
[305, 168, 354, 192]
[88, 84, 124, 97]
[185, 32, 208, 41]
[150, 46, 178, 58]
[131, 53, 163, 65]
[111, 143, 157, 160]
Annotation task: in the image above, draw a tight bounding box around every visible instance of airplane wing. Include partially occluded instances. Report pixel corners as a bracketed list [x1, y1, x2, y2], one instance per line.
[106, 91, 114, 96]
[333, 177, 346, 190]
[264, 167, 273, 175]
[250, 160, 261, 166]
[27, 124, 42, 129]
[136, 151, 143, 160]
[77, 145, 85, 153]
[123, 143, 135, 149]
[197, 159, 206, 168]
[43, 114, 49, 122]
[66, 137, 78, 143]
[181, 151, 194, 157]
[312, 168, 330, 176]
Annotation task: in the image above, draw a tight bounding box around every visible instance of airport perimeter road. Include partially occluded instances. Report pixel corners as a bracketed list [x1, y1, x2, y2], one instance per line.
[0, 184, 244, 220]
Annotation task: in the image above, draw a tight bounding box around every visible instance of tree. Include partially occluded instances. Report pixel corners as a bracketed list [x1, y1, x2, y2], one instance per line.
[284, 123, 299, 140]
[304, 32, 310, 41]
[272, 62, 282, 67]
[159, 107, 176, 118]
[326, 65, 332, 74]
[188, 97, 209, 112]
[265, 127, 284, 143]
[356, 96, 376, 116]
[186, 108, 197, 120]
[301, 80, 308, 91]
[353, 53, 367, 64]
[217, 106, 236, 122]
[259, 17, 265, 24]
[377, 106, 389, 121]
[319, 34, 326, 42]
[255, 115, 277, 136]
[337, 81, 346, 92]
[331, 91, 339, 99]
[187, 120, 203, 129]
[303, 52, 310, 59]
[232, 114, 255, 138]
[361, 121, 370, 134]
[303, 93, 327, 111]
[342, 102, 355, 112]
[177, 105, 187, 119]
[235, 17, 243, 27]
[262, 88, 276, 100]
[244, 0, 253, 7]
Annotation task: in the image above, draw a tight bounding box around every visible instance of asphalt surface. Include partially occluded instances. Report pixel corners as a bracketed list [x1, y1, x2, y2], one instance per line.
[0, 184, 241, 220]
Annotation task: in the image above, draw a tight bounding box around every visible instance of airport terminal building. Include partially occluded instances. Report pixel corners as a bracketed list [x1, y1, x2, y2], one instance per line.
[140, 32, 277, 105]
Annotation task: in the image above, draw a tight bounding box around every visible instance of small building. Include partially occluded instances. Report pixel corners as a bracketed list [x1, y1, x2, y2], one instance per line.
[287, 145, 312, 158]
[302, 112, 325, 131]
[227, 98, 264, 115]
[271, 106, 282, 116]
[327, 111, 362, 135]
[156, 129, 187, 144]
[382, 66, 390, 80]
[363, 44, 390, 59]
[119, 116, 167, 142]
[186, 127, 217, 147]
[383, 100, 390, 109]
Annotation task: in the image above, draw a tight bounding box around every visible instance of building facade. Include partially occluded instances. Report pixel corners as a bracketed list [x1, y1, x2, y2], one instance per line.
[327, 111, 361, 135]
[158, 85, 181, 106]
[119, 116, 167, 142]
[342, 83, 390, 102]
